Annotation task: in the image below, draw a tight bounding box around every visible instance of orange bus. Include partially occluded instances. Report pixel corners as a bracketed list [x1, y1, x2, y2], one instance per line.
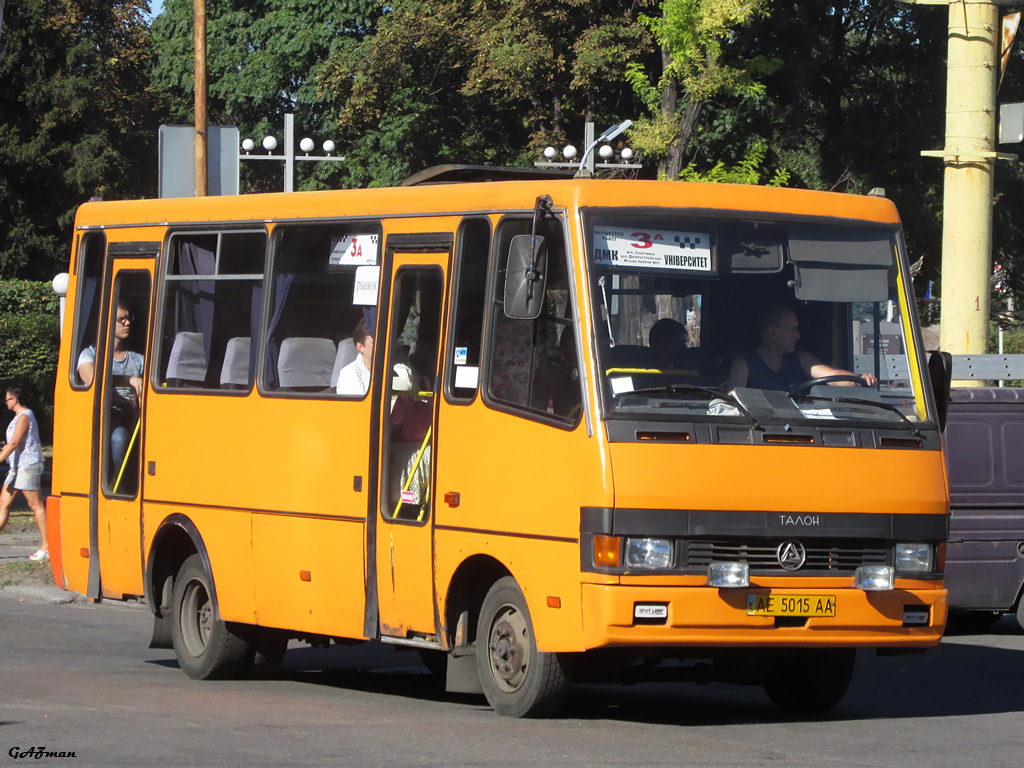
[47, 167, 952, 717]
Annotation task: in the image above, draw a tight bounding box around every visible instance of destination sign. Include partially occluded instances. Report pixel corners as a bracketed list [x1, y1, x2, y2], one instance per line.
[593, 227, 713, 271]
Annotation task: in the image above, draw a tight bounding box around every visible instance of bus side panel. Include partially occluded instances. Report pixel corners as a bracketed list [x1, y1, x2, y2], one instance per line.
[251, 515, 367, 638]
[143, 388, 372, 630]
[142, 395, 369, 516]
[433, 403, 605, 652]
[143, 504, 256, 623]
[58, 495, 91, 594]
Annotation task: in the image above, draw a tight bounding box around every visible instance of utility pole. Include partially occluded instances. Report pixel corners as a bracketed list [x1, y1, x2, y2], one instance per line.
[194, 0, 208, 197]
[914, 0, 1016, 382]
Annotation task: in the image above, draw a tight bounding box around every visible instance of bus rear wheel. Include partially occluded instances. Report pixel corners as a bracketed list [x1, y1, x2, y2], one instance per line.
[171, 554, 251, 680]
[762, 648, 856, 713]
[475, 576, 571, 718]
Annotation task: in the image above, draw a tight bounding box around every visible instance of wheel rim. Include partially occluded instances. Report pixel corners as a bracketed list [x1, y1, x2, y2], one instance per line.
[486, 602, 530, 693]
[179, 578, 212, 658]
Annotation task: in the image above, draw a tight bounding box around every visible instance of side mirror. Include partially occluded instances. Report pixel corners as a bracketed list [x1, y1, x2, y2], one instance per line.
[927, 350, 952, 430]
[504, 235, 548, 320]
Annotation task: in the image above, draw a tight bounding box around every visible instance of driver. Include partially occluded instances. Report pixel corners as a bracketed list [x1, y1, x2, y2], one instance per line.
[727, 304, 876, 391]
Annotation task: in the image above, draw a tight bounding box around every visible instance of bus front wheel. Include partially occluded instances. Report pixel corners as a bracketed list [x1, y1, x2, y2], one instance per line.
[171, 554, 251, 680]
[475, 576, 572, 717]
[762, 648, 856, 712]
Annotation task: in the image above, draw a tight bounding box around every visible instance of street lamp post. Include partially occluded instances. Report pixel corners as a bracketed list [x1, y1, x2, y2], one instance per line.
[239, 113, 345, 192]
[535, 121, 641, 176]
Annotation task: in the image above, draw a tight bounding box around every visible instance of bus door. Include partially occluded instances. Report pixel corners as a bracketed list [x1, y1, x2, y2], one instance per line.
[92, 258, 153, 600]
[375, 245, 449, 638]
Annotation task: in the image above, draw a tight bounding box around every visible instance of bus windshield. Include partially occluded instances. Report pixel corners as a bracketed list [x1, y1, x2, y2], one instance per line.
[585, 211, 927, 428]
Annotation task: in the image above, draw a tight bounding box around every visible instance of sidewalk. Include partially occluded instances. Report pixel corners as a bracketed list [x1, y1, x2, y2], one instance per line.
[0, 531, 80, 604]
[0, 454, 80, 602]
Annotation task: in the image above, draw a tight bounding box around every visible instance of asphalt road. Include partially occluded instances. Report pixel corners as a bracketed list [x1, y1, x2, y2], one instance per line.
[1, 590, 1022, 767]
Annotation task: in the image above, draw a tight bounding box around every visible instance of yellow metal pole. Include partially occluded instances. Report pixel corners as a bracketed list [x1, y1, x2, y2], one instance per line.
[939, 0, 998, 381]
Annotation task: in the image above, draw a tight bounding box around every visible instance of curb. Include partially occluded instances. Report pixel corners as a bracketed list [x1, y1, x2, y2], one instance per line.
[0, 584, 83, 605]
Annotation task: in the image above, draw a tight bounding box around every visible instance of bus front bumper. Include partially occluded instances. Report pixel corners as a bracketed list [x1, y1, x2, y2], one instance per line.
[580, 583, 948, 649]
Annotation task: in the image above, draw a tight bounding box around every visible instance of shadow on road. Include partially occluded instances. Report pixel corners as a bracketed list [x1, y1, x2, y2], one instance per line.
[144, 629, 1024, 727]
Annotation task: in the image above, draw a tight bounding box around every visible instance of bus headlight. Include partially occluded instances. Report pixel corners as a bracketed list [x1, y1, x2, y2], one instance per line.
[895, 542, 933, 572]
[625, 538, 673, 569]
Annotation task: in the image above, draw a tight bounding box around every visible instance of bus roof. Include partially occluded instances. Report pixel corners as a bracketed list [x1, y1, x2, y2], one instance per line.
[74, 176, 901, 230]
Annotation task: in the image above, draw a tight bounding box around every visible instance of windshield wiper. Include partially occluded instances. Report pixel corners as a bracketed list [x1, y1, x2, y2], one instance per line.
[622, 384, 763, 431]
[791, 394, 922, 436]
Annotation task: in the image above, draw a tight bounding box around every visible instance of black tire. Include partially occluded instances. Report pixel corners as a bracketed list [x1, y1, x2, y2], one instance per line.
[170, 554, 252, 680]
[475, 576, 572, 718]
[948, 610, 1002, 633]
[1016, 595, 1024, 633]
[763, 648, 856, 713]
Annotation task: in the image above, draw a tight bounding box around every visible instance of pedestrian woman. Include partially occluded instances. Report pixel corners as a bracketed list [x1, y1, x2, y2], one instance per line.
[0, 385, 48, 561]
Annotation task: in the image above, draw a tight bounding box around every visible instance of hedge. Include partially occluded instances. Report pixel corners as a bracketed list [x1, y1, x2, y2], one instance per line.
[0, 280, 60, 441]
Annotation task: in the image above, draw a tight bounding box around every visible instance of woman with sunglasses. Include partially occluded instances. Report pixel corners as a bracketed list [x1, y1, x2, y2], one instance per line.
[0, 385, 47, 561]
[77, 300, 144, 473]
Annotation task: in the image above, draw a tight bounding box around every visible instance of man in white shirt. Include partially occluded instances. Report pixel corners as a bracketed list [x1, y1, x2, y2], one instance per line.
[336, 318, 373, 396]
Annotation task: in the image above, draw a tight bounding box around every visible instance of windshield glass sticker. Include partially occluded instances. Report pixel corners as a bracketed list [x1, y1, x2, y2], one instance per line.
[594, 228, 712, 271]
[454, 347, 468, 366]
[329, 233, 379, 266]
[610, 376, 635, 395]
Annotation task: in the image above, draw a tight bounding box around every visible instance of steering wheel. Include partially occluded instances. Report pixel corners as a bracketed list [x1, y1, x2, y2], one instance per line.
[787, 374, 868, 396]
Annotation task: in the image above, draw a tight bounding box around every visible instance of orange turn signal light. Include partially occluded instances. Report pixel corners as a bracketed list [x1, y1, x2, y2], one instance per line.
[299, 570, 311, 582]
[594, 535, 621, 568]
[547, 596, 561, 609]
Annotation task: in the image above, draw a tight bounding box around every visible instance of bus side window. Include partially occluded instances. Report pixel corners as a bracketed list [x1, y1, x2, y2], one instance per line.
[263, 223, 380, 396]
[486, 217, 581, 423]
[445, 217, 490, 403]
[157, 231, 266, 392]
[102, 272, 150, 497]
[71, 232, 106, 388]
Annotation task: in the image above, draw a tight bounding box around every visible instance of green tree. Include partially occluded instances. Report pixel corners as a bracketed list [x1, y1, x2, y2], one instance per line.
[0, 280, 60, 439]
[149, 0, 381, 192]
[698, 0, 948, 276]
[626, 0, 775, 180]
[317, 0, 655, 187]
[677, 141, 788, 185]
[0, 0, 162, 279]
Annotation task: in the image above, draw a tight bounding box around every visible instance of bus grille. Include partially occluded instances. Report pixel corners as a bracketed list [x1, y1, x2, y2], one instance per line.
[684, 540, 890, 574]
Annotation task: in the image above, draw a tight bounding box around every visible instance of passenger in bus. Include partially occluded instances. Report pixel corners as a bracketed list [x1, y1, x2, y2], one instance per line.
[727, 304, 876, 391]
[0, 386, 48, 561]
[533, 325, 579, 416]
[77, 301, 145, 471]
[335, 318, 373, 396]
[648, 318, 689, 370]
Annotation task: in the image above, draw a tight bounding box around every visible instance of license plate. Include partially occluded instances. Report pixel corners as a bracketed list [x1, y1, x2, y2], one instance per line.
[746, 593, 836, 617]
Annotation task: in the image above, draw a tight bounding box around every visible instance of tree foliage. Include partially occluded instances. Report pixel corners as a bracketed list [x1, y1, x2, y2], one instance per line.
[149, 0, 382, 192]
[0, 281, 60, 439]
[692, 0, 948, 280]
[0, 0, 162, 280]
[317, 0, 655, 186]
[678, 141, 789, 185]
[626, 0, 775, 179]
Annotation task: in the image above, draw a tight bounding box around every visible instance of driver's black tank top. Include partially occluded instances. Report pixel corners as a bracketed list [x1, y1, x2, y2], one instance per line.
[742, 349, 806, 390]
